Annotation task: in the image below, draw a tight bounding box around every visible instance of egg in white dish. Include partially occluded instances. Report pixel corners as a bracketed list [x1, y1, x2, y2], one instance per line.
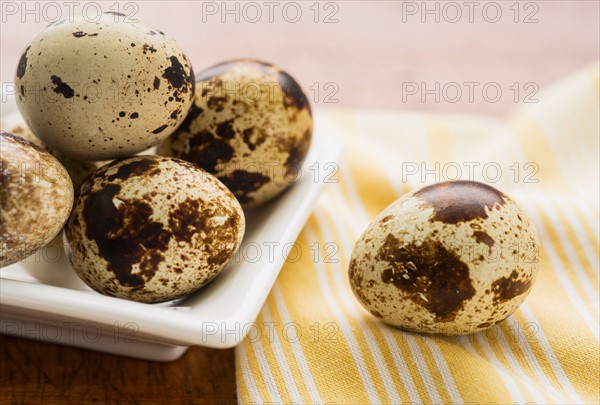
[1, 111, 98, 188]
[14, 12, 194, 161]
[1, 130, 74, 267]
[65, 155, 245, 303]
[158, 59, 312, 207]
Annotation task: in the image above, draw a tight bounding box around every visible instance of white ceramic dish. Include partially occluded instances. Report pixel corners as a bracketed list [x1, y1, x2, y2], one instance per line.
[0, 92, 341, 361]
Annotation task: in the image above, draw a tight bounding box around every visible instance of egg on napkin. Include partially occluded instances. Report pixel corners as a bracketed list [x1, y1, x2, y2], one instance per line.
[349, 181, 540, 335]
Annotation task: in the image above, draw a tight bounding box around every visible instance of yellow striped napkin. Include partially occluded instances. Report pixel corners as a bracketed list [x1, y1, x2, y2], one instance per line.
[235, 63, 600, 404]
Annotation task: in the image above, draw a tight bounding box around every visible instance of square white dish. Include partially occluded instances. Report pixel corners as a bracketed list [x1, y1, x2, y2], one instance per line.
[0, 92, 341, 361]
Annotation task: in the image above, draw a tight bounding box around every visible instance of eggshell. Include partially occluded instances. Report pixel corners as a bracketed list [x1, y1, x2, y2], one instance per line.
[14, 13, 194, 161]
[1, 130, 74, 267]
[1, 111, 98, 188]
[65, 155, 245, 303]
[348, 181, 540, 335]
[157, 59, 312, 207]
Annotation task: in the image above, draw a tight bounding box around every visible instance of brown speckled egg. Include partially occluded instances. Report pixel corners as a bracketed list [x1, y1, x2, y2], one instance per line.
[1, 130, 74, 267]
[65, 155, 245, 303]
[14, 13, 194, 161]
[349, 181, 540, 335]
[157, 59, 312, 207]
[1, 111, 98, 188]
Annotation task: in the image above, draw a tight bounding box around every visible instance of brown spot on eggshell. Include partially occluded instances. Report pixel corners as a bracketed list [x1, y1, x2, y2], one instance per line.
[50, 75, 74, 98]
[106, 158, 160, 181]
[207, 96, 227, 112]
[241, 127, 266, 151]
[278, 70, 310, 112]
[166, 201, 196, 242]
[182, 104, 204, 130]
[16, 46, 30, 79]
[491, 270, 532, 304]
[415, 180, 507, 224]
[182, 130, 234, 172]
[81, 183, 171, 287]
[380, 215, 393, 223]
[219, 170, 270, 204]
[143, 44, 157, 53]
[162, 56, 190, 89]
[216, 120, 235, 140]
[473, 230, 495, 247]
[377, 233, 476, 322]
[152, 124, 168, 134]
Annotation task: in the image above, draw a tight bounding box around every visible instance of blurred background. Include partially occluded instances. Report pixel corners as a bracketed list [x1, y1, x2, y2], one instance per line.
[1, 0, 598, 117]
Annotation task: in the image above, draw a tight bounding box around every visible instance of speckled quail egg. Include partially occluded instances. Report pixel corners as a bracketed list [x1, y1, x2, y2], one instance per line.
[65, 155, 245, 303]
[157, 59, 312, 207]
[1, 111, 98, 188]
[14, 12, 194, 161]
[1, 130, 74, 267]
[349, 181, 540, 335]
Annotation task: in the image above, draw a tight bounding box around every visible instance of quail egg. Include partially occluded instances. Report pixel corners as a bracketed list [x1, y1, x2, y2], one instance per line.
[15, 12, 194, 161]
[65, 155, 245, 303]
[1, 111, 98, 188]
[349, 181, 540, 335]
[157, 59, 312, 207]
[1, 130, 74, 267]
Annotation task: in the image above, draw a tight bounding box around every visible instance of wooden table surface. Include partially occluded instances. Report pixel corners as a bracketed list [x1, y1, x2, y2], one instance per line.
[0, 335, 235, 404]
[1, 2, 598, 404]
